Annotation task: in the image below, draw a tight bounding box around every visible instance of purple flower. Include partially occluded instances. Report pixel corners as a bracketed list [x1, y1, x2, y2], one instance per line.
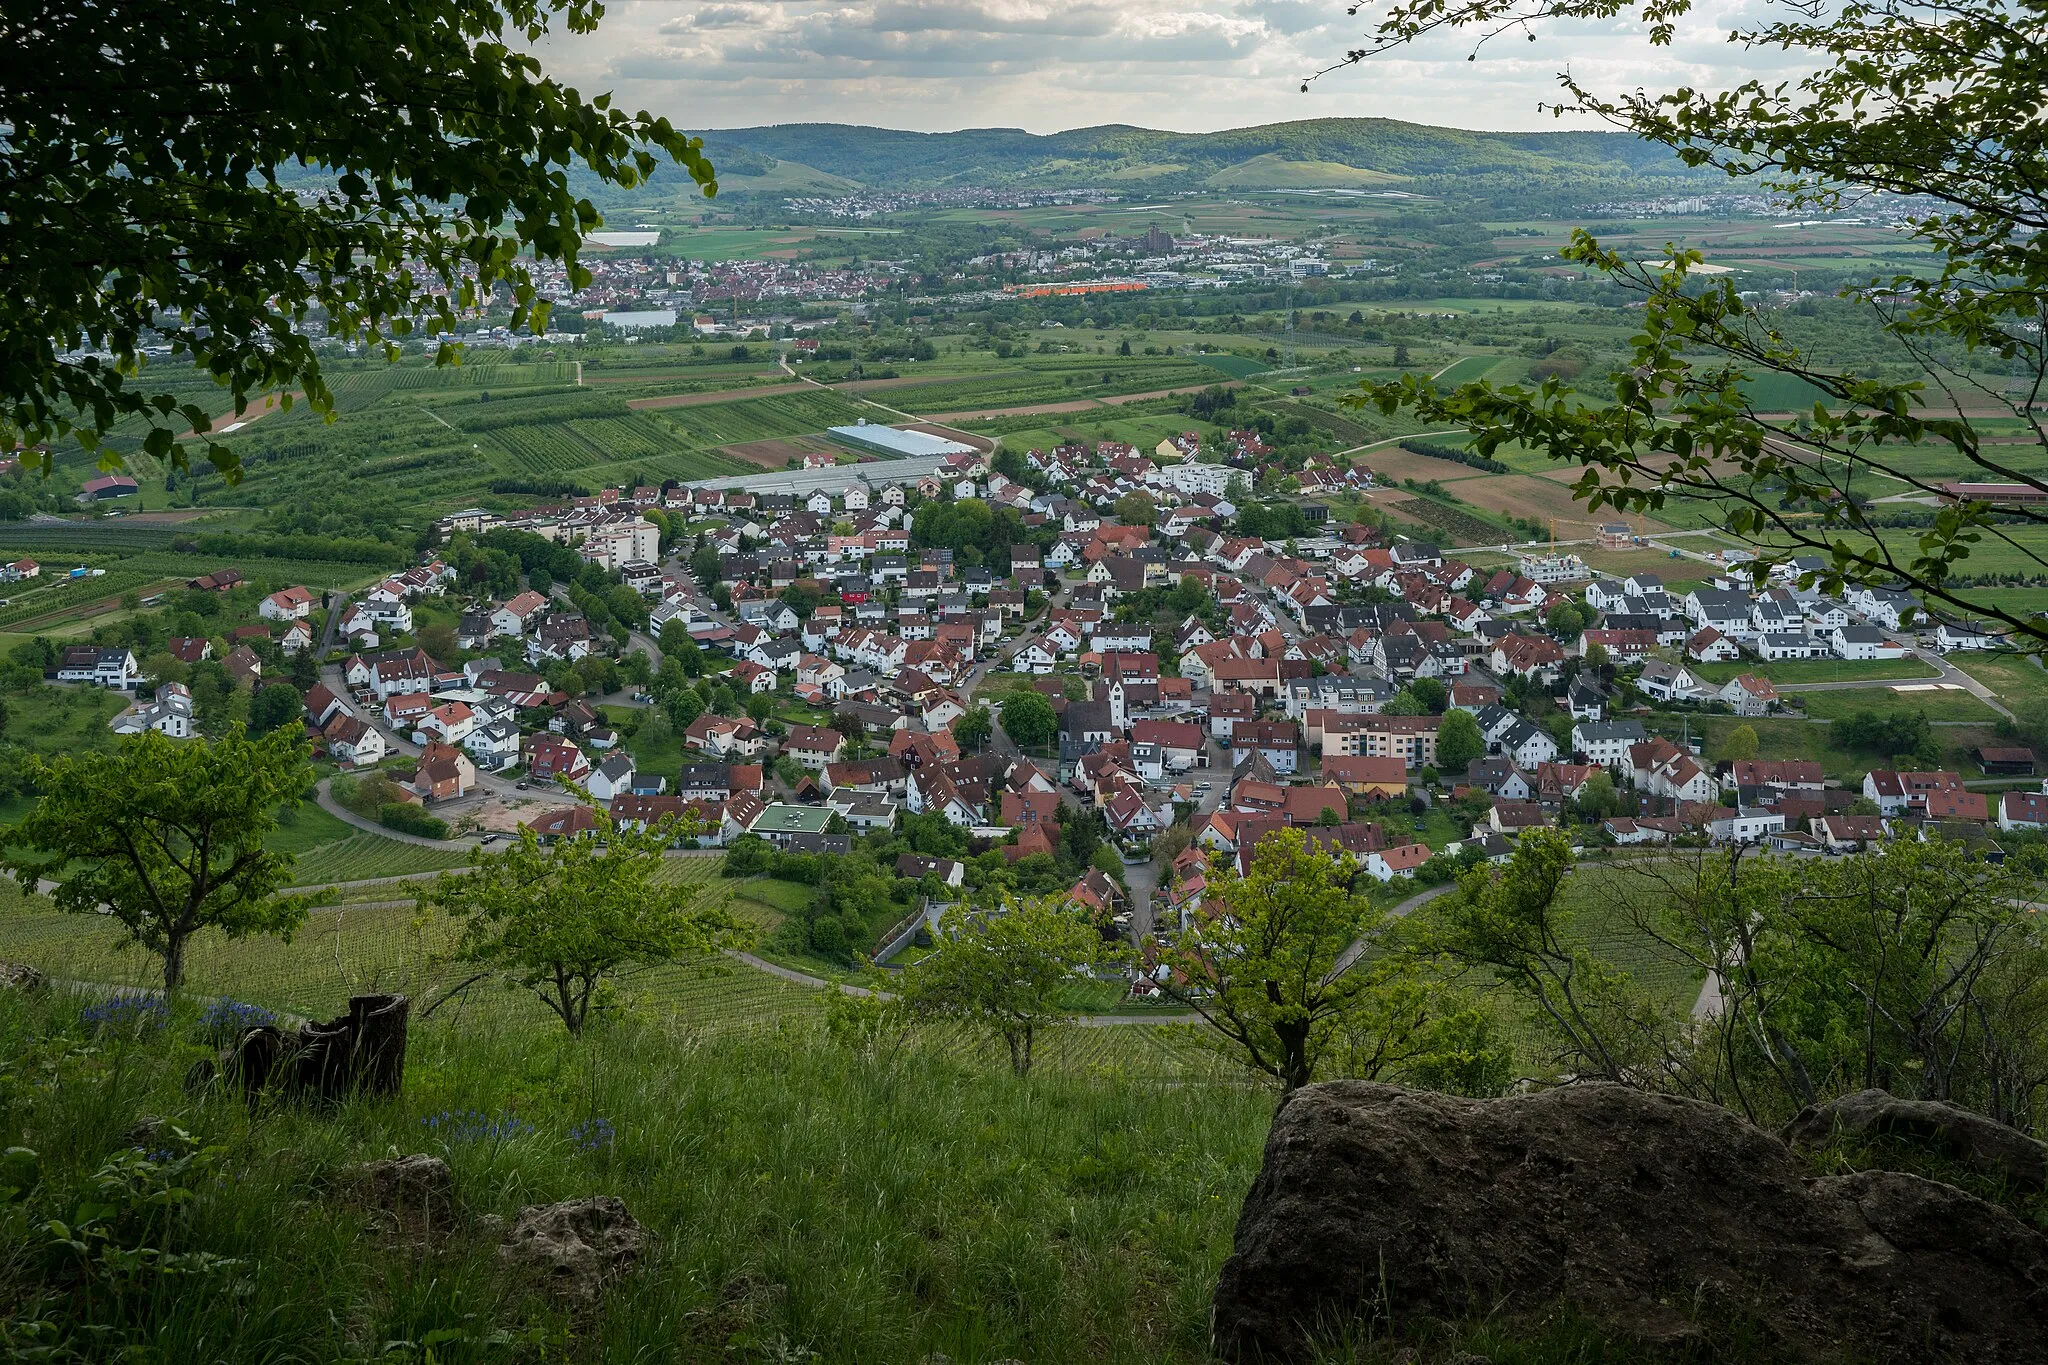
[569, 1118, 615, 1153]
[419, 1109, 536, 1145]
[198, 999, 277, 1043]
[81, 994, 168, 1035]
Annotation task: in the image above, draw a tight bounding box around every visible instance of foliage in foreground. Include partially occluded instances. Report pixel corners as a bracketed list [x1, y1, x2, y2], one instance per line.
[5, 0, 718, 479]
[1442, 831, 2048, 1134]
[0, 988, 1270, 1364]
[0, 986, 1846, 1365]
[1344, 0, 2048, 645]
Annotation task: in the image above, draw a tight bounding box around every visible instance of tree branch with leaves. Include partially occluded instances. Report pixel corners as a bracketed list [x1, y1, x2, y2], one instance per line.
[1328, 0, 2048, 643]
[897, 895, 1119, 1077]
[1, 0, 717, 480]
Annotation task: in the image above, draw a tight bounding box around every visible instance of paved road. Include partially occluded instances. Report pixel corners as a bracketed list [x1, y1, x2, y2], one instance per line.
[314, 777, 468, 846]
[319, 592, 352, 655]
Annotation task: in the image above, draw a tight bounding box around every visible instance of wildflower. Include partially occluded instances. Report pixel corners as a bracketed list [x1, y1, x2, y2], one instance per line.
[568, 1118, 615, 1153]
[418, 1109, 536, 1145]
[80, 994, 168, 1035]
[198, 998, 277, 1044]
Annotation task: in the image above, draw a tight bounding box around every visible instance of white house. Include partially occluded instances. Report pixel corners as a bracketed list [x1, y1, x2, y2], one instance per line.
[586, 754, 638, 805]
[1832, 625, 1908, 660]
[110, 682, 195, 739]
[259, 586, 315, 621]
[1572, 720, 1646, 768]
[1708, 807, 1786, 845]
[56, 646, 141, 688]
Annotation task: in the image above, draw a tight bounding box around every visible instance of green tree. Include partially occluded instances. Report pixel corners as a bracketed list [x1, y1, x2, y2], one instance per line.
[1433, 831, 1665, 1086]
[634, 706, 673, 752]
[1434, 707, 1484, 776]
[3, 726, 313, 990]
[1544, 600, 1587, 640]
[248, 681, 304, 737]
[1405, 677, 1448, 714]
[1381, 687, 1427, 717]
[422, 809, 746, 1036]
[1721, 724, 1761, 762]
[953, 705, 994, 752]
[664, 688, 705, 731]
[998, 691, 1058, 749]
[1572, 769, 1622, 821]
[1162, 828, 1451, 1093]
[898, 897, 1117, 1076]
[1112, 490, 1157, 528]
[1344, 0, 2048, 646]
[779, 581, 823, 620]
[5, 0, 716, 478]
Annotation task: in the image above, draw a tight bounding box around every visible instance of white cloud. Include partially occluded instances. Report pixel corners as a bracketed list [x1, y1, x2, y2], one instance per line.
[528, 0, 1818, 137]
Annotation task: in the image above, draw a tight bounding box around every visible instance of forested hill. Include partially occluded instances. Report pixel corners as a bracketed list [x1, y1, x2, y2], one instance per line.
[697, 117, 1717, 196]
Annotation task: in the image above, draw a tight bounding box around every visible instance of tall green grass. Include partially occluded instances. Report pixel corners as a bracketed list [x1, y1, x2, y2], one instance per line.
[0, 987, 1273, 1364]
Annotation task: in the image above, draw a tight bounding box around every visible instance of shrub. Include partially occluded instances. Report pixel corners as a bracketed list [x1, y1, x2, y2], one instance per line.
[377, 803, 449, 840]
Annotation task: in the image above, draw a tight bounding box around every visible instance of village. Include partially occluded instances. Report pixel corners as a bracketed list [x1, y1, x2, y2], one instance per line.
[50, 424, 2043, 969]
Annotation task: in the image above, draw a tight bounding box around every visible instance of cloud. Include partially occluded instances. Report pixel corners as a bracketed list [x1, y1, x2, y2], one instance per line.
[528, 0, 1819, 136]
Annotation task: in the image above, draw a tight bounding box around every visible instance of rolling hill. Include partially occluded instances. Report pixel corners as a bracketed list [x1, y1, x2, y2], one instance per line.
[695, 117, 1715, 195]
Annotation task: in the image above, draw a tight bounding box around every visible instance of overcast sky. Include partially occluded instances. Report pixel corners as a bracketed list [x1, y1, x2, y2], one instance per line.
[528, 0, 1800, 137]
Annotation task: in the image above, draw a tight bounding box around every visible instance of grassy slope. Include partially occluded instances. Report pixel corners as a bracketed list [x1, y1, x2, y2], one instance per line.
[0, 987, 1268, 1365]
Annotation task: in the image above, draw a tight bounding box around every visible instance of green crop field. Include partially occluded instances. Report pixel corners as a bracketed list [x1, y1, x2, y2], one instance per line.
[1652, 713, 2005, 784]
[1195, 353, 1270, 379]
[1687, 657, 1942, 685]
[649, 387, 872, 447]
[284, 833, 478, 888]
[1953, 652, 2048, 708]
[1431, 354, 1508, 387]
[1792, 686, 2003, 723]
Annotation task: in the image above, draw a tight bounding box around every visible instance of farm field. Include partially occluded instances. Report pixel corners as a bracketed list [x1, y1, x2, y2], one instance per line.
[1791, 685, 2004, 724]
[284, 832, 478, 887]
[1688, 657, 1942, 685]
[1351, 443, 1491, 483]
[1391, 491, 1516, 546]
[1443, 472, 1667, 536]
[1656, 713, 2005, 784]
[1953, 652, 2048, 708]
[0, 684, 127, 763]
[0, 542, 386, 639]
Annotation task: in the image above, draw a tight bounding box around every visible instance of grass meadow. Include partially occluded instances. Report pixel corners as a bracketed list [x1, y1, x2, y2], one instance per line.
[0, 840, 1780, 1365]
[0, 985, 1270, 1365]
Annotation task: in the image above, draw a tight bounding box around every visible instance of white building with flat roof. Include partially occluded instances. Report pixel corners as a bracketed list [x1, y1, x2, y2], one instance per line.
[826, 421, 975, 459]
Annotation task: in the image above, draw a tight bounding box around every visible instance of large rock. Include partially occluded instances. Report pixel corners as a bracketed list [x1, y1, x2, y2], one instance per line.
[348, 1155, 453, 1210]
[1211, 1082, 2048, 1363]
[1785, 1089, 2048, 1193]
[499, 1195, 647, 1301]
[0, 962, 47, 992]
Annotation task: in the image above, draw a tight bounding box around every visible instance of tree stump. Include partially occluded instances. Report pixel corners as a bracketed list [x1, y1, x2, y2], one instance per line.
[213, 994, 409, 1107]
[289, 992, 410, 1103]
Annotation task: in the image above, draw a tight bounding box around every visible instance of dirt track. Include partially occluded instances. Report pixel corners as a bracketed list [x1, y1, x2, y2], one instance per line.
[201, 393, 300, 434]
